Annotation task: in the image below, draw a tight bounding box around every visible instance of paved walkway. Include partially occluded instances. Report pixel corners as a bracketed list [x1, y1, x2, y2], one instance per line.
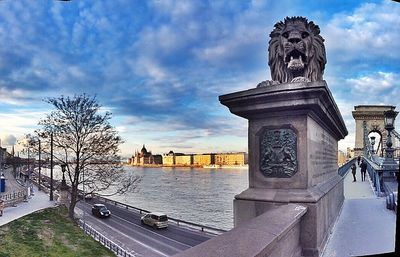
[0, 184, 55, 227]
[322, 165, 396, 257]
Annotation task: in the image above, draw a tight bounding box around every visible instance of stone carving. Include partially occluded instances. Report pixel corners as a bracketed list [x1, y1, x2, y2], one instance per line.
[260, 128, 297, 178]
[258, 16, 326, 87]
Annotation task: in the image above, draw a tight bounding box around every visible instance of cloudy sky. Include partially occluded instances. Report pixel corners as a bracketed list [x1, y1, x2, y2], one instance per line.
[0, 0, 399, 158]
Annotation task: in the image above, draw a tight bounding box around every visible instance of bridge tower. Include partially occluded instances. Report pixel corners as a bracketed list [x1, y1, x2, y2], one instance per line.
[352, 105, 396, 157]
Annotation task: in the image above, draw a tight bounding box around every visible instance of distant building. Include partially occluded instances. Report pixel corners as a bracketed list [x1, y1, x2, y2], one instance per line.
[153, 154, 162, 165]
[162, 151, 175, 166]
[346, 147, 355, 159]
[130, 145, 162, 166]
[175, 154, 192, 166]
[162, 152, 192, 166]
[193, 154, 215, 166]
[215, 152, 246, 166]
[0, 147, 7, 169]
[338, 150, 346, 167]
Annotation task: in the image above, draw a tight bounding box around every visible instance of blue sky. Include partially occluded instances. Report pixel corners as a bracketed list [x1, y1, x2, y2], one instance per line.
[0, 0, 399, 158]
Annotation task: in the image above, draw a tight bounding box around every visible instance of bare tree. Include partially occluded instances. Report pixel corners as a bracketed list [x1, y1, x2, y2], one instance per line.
[37, 94, 139, 219]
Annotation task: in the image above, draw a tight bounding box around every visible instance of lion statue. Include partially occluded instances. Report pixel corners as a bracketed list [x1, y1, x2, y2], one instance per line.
[257, 16, 326, 87]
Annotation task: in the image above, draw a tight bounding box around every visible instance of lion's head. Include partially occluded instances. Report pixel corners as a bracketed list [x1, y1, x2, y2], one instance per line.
[268, 16, 326, 84]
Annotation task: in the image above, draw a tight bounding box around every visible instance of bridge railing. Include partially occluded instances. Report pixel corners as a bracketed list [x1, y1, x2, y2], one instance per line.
[78, 219, 137, 257]
[392, 129, 400, 158]
[338, 158, 356, 177]
[96, 195, 227, 235]
[364, 157, 384, 196]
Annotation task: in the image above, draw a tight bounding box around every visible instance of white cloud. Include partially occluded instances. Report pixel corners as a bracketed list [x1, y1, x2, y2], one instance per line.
[0, 111, 43, 137]
[149, 0, 197, 18]
[0, 134, 17, 146]
[132, 57, 167, 82]
[323, 1, 400, 60]
[348, 72, 398, 93]
[0, 87, 30, 105]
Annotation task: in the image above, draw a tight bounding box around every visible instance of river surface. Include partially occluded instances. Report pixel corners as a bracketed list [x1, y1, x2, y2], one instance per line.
[111, 166, 248, 231]
[40, 166, 248, 230]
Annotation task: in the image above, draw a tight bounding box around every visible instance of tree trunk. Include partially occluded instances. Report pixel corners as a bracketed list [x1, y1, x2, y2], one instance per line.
[68, 186, 78, 219]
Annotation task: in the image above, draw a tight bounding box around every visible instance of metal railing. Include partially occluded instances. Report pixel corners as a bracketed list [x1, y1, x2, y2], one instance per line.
[393, 129, 400, 158]
[96, 195, 227, 235]
[78, 219, 137, 257]
[338, 158, 356, 177]
[363, 158, 384, 196]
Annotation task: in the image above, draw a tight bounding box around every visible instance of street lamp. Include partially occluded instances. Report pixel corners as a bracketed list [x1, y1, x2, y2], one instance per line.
[38, 138, 41, 191]
[383, 109, 400, 254]
[370, 136, 376, 154]
[50, 132, 54, 201]
[397, 155, 400, 254]
[384, 110, 397, 158]
[60, 164, 67, 187]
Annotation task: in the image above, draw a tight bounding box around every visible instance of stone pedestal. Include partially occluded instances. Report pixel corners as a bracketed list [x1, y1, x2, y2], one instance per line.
[58, 176, 70, 207]
[219, 81, 348, 257]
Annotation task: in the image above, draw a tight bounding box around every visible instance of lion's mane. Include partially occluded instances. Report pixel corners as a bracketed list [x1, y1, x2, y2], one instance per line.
[268, 17, 326, 84]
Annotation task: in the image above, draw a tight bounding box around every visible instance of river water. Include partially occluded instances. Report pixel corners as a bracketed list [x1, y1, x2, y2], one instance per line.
[40, 166, 248, 230]
[110, 166, 248, 231]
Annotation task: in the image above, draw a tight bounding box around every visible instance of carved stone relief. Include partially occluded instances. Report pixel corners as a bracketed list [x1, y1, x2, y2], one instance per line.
[260, 128, 298, 178]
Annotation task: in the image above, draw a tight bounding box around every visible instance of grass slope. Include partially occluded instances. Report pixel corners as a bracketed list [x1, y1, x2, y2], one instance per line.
[0, 206, 114, 257]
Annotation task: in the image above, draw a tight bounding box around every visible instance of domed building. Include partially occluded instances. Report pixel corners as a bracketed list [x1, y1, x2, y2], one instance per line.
[130, 145, 162, 166]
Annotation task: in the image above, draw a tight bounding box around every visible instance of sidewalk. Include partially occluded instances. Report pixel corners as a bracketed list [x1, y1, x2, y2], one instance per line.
[0, 185, 55, 227]
[322, 165, 396, 257]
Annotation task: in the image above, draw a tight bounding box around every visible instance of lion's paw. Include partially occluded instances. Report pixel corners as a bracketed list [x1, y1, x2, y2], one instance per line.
[256, 80, 280, 87]
[291, 77, 310, 83]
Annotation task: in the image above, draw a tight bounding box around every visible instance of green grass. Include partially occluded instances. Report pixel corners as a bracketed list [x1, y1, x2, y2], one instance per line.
[0, 206, 114, 257]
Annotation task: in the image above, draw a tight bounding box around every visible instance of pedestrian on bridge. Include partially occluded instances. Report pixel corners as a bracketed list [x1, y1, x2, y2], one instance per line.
[357, 155, 361, 166]
[351, 163, 357, 182]
[360, 160, 367, 181]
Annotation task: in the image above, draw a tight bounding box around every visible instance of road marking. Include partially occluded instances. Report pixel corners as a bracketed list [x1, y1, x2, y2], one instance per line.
[79, 204, 191, 254]
[87, 216, 169, 257]
[111, 213, 192, 248]
[80, 202, 193, 248]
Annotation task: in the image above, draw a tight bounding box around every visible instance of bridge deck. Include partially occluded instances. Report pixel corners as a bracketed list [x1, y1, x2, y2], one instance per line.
[322, 165, 395, 257]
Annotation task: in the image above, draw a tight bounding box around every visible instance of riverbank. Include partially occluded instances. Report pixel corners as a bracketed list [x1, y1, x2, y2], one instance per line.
[124, 164, 249, 169]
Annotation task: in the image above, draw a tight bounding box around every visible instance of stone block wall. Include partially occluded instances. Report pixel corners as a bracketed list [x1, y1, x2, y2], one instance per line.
[174, 204, 307, 257]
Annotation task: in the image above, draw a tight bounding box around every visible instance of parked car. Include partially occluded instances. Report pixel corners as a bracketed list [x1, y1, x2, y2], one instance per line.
[85, 193, 95, 200]
[91, 204, 111, 218]
[141, 212, 168, 229]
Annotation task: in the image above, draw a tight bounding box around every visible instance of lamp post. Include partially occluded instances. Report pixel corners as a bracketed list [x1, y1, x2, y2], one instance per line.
[383, 109, 399, 254]
[382, 110, 398, 169]
[384, 110, 396, 160]
[38, 138, 41, 191]
[397, 155, 400, 254]
[50, 132, 54, 201]
[370, 136, 376, 154]
[59, 163, 69, 207]
[60, 164, 67, 187]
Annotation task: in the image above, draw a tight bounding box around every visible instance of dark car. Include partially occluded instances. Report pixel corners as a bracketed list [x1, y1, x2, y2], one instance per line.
[91, 204, 111, 218]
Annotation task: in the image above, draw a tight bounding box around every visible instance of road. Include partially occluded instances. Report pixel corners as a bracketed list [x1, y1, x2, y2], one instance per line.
[77, 198, 214, 257]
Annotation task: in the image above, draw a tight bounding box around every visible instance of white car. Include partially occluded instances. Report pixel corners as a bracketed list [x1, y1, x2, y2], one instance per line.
[141, 212, 168, 229]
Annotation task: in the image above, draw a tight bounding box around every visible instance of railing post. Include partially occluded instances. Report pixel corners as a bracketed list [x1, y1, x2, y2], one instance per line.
[376, 172, 381, 196]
